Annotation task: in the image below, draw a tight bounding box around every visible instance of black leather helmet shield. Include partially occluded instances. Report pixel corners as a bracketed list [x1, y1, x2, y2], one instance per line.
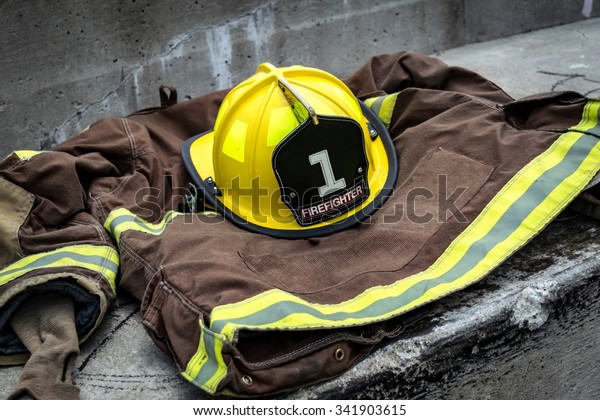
[272, 116, 369, 226]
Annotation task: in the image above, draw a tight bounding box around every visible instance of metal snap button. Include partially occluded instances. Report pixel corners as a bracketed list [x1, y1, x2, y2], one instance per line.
[242, 375, 253, 386]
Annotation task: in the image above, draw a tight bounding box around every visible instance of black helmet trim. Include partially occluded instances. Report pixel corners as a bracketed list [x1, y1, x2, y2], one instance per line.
[181, 100, 398, 239]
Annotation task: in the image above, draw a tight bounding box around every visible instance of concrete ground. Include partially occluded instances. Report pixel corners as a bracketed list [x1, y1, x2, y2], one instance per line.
[1, 17, 600, 400]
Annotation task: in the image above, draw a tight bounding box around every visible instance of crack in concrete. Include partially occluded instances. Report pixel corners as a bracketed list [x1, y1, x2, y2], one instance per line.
[42, 65, 144, 150]
[158, 0, 279, 60]
[77, 306, 140, 373]
[42, 0, 280, 149]
[538, 70, 600, 96]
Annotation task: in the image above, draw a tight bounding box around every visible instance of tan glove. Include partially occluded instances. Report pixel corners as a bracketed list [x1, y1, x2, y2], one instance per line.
[7, 292, 80, 400]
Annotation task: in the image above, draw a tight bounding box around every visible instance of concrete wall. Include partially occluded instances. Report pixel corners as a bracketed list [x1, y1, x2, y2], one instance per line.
[1, 0, 598, 158]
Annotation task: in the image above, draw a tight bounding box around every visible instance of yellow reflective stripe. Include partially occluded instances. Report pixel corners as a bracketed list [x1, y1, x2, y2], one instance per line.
[14, 150, 43, 161]
[103, 208, 182, 245]
[209, 99, 600, 340]
[420, 114, 600, 301]
[364, 93, 398, 128]
[182, 320, 228, 394]
[104, 208, 220, 245]
[363, 97, 377, 107]
[0, 244, 119, 292]
[378, 94, 398, 127]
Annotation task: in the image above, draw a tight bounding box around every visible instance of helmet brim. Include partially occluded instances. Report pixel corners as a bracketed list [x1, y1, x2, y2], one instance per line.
[181, 101, 398, 239]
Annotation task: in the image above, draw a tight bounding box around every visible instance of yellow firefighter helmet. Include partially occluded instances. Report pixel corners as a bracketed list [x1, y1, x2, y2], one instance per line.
[182, 62, 397, 238]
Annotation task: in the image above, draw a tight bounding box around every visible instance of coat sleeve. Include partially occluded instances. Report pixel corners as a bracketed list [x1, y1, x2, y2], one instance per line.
[0, 125, 121, 366]
[343, 50, 514, 104]
[0, 87, 226, 367]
